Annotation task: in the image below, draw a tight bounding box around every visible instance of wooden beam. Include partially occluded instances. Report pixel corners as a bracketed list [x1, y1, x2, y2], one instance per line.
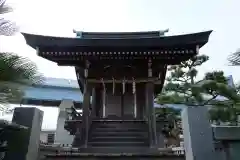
[86, 78, 161, 83]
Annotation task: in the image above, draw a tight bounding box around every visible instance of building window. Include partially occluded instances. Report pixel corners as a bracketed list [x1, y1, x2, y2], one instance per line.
[47, 133, 55, 144]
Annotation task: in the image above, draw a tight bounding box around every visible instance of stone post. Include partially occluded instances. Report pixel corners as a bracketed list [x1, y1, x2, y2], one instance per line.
[182, 106, 216, 160]
[55, 99, 74, 145]
[237, 115, 240, 126]
[5, 107, 43, 160]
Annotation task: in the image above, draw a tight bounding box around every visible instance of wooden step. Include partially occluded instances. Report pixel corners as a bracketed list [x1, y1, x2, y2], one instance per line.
[78, 147, 163, 153]
[92, 119, 146, 122]
[91, 131, 147, 137]
[89, 136, 148, 142]
[93, 125, 147, 129]
[88, 141, 148, 147]
[92, 127, 146, 132]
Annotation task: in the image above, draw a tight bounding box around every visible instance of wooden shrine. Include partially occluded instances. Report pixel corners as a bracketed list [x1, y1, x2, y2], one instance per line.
[22, 30, 212, 158]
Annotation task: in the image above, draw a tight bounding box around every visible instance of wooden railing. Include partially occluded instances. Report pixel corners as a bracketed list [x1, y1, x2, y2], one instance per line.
[68, 105, 93, 147]
[65, 106, 81, 121]
[84, 108, 94, 147]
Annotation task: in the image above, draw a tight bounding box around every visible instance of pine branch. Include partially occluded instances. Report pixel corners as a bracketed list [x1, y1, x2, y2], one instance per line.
[228, 49, 240, 66]
[202, 94, 218, 106]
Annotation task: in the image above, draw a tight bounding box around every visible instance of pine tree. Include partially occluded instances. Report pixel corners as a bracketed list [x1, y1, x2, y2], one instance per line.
[0, 0, 18, 36]
[0, 53, 44, 112]
[157, 54, 240, 124]
[228, 49, 240, 66]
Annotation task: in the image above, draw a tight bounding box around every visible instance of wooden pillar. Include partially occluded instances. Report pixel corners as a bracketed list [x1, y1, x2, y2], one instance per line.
[132, 79, 136, 118]
[95, 88, 102, 118]
[133, 93, 137, 118]
[146, 82, 157, 147]
[91, 87, 96, 118]
[121, 94, 124, 117]
[73, 82, 92, 147]
[136, 83, 145, 119]
[102, 89, 106, 118]
[82, 82, 92, 147]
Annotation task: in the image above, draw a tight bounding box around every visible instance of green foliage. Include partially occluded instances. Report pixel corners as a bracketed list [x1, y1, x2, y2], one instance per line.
[209, 107, 231, 122]
[0, 53, 44, 85]
[157, 93, 185, 104]
[209, 105, 240, 125]
[0, 53, 44, 105]
[155, 107, 181, 118]
[157, 54, 240, 106]
[157, 54, 240, 124]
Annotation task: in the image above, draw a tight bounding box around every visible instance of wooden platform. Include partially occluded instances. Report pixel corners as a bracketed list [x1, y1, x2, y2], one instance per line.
[43, 147, 184, 160]
[45, 154, 184, 160]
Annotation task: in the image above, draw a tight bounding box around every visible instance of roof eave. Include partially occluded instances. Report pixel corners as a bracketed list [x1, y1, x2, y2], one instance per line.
[21, 30, 212, 50]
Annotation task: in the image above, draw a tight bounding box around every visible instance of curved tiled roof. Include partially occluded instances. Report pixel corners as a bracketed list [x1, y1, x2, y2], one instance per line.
[22, 30, 212, 49]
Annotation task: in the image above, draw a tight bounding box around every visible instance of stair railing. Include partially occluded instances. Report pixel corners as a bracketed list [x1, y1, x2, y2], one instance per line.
[143, 114, 151, 142]
[65, 106, 81, 121]
[84, 107, 94, 147]
[79, 106, 94, 148]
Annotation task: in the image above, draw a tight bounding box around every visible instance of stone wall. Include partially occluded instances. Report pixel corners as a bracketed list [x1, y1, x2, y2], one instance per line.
[213, 126, 240, 160]
[181, 106, 240, 160]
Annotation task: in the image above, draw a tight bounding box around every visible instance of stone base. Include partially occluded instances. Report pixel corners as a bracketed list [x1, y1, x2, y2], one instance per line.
[213, 126, 240, 140]
[40, 146, 184, 160]
[45, 154, 184, 160]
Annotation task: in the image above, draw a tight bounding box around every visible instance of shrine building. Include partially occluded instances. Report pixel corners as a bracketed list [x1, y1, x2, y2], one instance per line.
[22, 30, 212, 157]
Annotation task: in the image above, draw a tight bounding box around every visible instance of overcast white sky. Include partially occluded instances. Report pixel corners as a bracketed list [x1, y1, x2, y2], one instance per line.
[1, 0, 240, 130]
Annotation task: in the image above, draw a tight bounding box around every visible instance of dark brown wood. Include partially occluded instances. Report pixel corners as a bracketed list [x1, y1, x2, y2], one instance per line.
[73, 82, 92, 147]
[91, 87, 96, 117]
[145, 82, 157, 147]
[83, 82, 92, 148]
[95, 88, 102, 118]
[75, 59, 167, 95]
[121, 94, 124, 117]
[136, 83, 145, 119]
[39, 52, 196, 67]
